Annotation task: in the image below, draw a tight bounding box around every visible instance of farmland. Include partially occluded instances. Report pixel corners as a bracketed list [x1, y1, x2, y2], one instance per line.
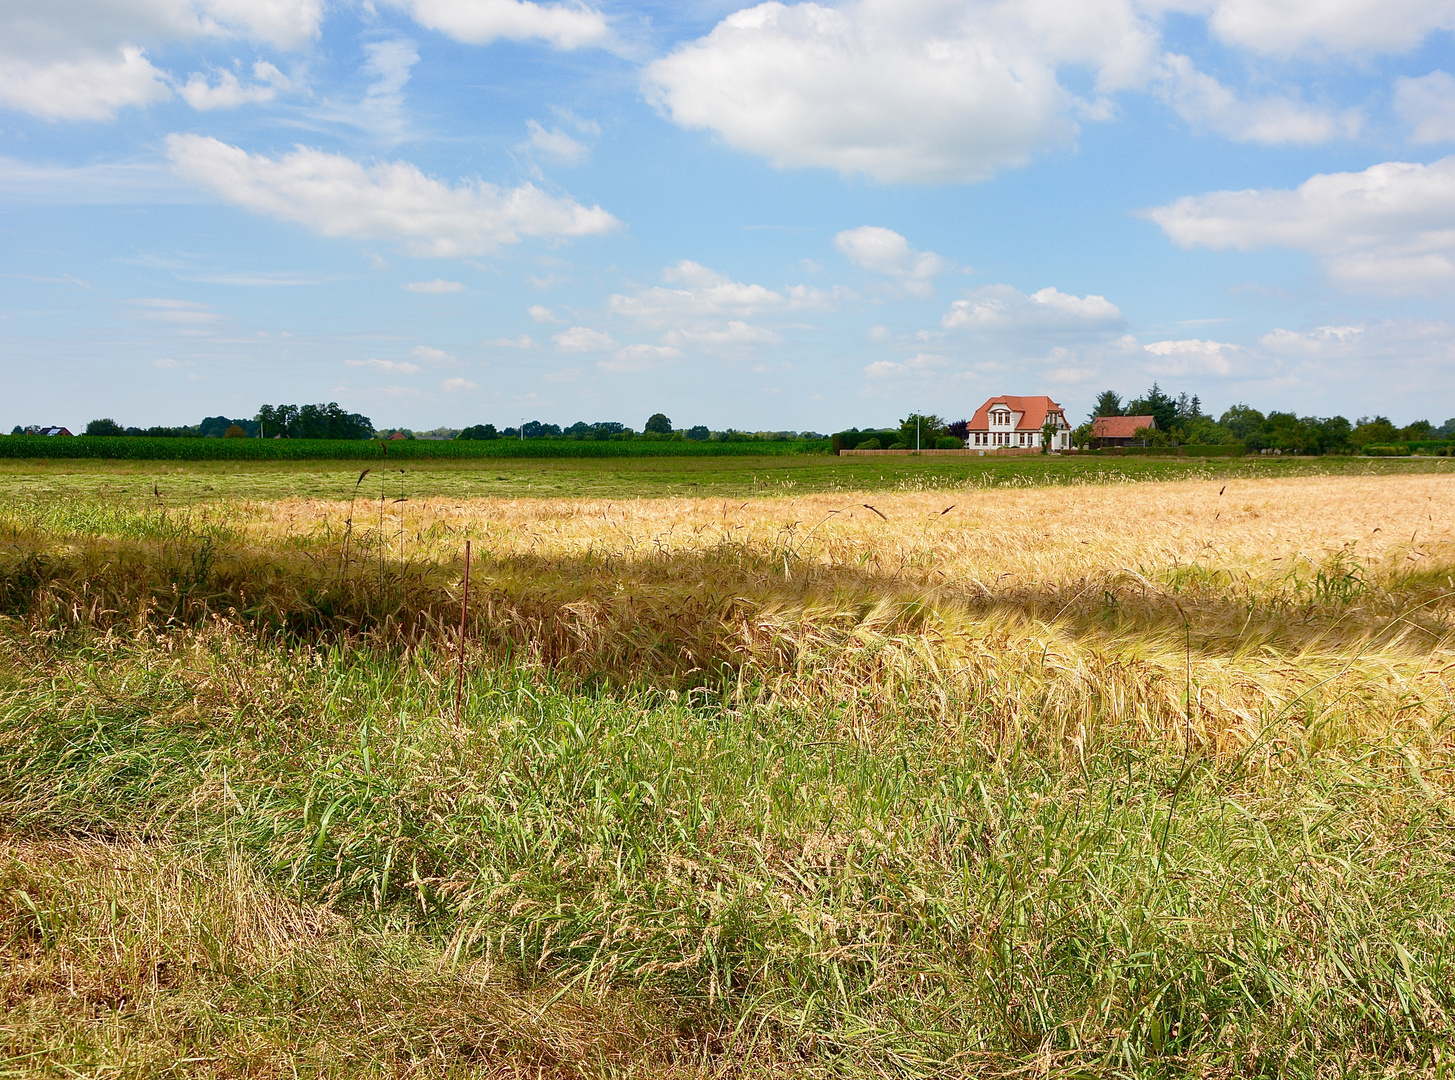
[2, 456, 1453, 1077]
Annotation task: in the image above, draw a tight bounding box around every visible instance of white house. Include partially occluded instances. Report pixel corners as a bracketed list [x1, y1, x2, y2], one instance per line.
[965, 396, 1072, 450]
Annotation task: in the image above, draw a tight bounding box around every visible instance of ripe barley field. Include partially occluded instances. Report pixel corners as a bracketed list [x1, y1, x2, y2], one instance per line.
[1, 462, 1452, 1077]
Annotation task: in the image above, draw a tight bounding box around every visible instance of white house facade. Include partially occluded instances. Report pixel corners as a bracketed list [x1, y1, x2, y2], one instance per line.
[965, 395, 1072, 450]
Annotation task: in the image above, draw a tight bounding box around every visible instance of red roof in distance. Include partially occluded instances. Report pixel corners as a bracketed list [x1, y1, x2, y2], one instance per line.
[968, 395, 1067, 432]
[1091, 415, 1157, 439]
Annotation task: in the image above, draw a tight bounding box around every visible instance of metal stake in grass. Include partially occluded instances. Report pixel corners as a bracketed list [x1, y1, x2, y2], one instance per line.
[455, 539, 471, 725]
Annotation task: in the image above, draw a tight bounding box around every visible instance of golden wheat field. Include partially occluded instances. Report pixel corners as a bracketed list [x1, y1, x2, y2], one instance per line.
[224, 472, 1453, 763]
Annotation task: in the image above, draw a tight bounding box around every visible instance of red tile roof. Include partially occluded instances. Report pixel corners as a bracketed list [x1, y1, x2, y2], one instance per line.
[1091, 415, 1157, 439]
[968, 395, 1067, 432]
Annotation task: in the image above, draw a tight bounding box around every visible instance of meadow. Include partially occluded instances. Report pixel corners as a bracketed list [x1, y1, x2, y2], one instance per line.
[1, 456, 1452, 1077]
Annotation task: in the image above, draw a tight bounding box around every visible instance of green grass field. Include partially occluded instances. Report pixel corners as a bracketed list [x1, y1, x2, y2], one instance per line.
[0, 451, 1447, 504]
[1, 456, 1452, 1077]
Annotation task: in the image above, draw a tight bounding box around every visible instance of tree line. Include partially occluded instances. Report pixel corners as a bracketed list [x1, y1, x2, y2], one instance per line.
[1081, 384, 1454, 454]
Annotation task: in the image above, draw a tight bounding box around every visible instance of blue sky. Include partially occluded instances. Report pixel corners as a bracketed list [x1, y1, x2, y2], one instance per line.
[2, 0, 1453, 433]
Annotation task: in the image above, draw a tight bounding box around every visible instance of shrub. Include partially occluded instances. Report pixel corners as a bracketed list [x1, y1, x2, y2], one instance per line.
[935, 436, 964, 450]
[888, 442, 908, 450]
[223, 425, 247, 439]
[856, 438, 882, 450]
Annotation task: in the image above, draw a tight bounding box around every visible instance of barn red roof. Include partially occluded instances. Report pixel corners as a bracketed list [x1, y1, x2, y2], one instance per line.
[968, 396, 1067, 432]
[1090, 415, 1157, 439]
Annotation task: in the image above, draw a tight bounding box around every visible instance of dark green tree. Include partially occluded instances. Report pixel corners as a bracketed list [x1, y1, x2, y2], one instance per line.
[1349, 416, 1397, 450]
[1090, 390, 1124, 419]
[84, 418, 124, 436]
[1125, 383, 1179, 432]
[1219, 404, 1265, 443]
[685, 425, 710, 441]
[898, 413, 945, 449]
[644, 413, 673, 435]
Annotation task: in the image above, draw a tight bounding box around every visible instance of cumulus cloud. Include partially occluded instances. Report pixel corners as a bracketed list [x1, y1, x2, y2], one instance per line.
[942, 284, 1124, 331]
[179, 60, 290, 110]
[441, 376, 479, 391]
[834, 226, 950, 296]
[643, 0, 1102, 184]
[528, 304, 564, 323]
[383, 0, 609, 49]
[600, 343, 683, 372]
[166, 134, 620, 257]
[662, 320, 782, 348]
[0, 47, 172, 120]
[1154, 53, 1350, 144]
[552, 326, 616, 352]
[1146, 156, 1455, 292]
[1203, 0, 1455, 56]
[1143, 337, 1240, 376]
[1395, 71, 1455, 144]
[347, 357, 421, 373]
[484, 334, 538, 347]
[610, 260, 838, 326]
[403, 279, 465, 292]
[0, 0, 321, 120]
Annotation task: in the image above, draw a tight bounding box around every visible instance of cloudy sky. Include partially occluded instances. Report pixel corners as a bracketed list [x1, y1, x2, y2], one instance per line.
[2, 0, 1453, 432]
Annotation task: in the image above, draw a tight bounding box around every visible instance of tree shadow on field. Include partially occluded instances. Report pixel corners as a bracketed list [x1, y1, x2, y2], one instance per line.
[2, 533, 1452, 689]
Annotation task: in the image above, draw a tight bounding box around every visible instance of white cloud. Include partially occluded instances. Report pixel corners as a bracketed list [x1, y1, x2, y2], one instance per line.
[610, 260, 838, 326]
[1147, 156, 1455, 292]
[553, 326, 616, 352]
[0, 0, 321, 120]
[356, 39, 418, 141]
[518, 119, 591, 166]
[1249, 320, 1455, 408]
[0, 47, 172, 120]
[403, 279, 465, 293]
[348, 357, 422, 373]
[166, 134, 620, 257]
[484, 334, 538, 347]
[1154, 53, 1349, 144]
[864, 352, 950, 378]
[600, 343, 683, 371]
[179, 60, 289, 110]
[441, 376, 479, 391]
[663, 320, 782, 348]
[1143, 337, 1240, 376]
[942, 285, 1124, 331]
[383, 0, 610, 49]
[409, 344, 458, 365]
[1204, 0, 1455, 56]
[1258, 324, 1367, 354]
[152, 357, 183, 368]
[1395, 71, 1455, 144]
[643, 0, 1100, 184]
[528, 304, 564, 322]
[834, 226, 950, 295]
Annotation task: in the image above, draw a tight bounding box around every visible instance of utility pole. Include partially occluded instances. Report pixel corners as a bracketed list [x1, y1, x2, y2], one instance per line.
[520, 417, 524, 441]
[916, 416, 921, 452]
